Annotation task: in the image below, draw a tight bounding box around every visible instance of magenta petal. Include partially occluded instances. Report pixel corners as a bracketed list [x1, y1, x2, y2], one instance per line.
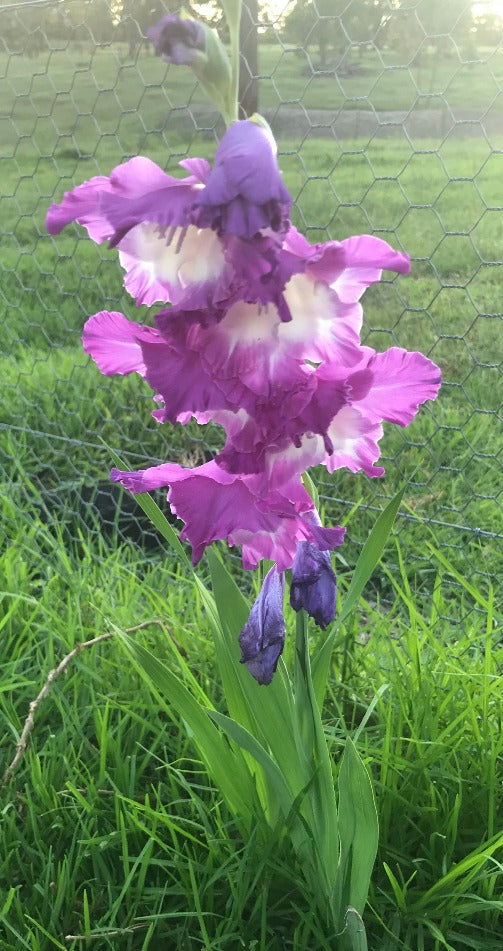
[179, 157, 211, 183]
[358, 347, 442, 426]
[325, 407, 385, 477]
[117, 223, 227, 308]
[46, 157, 202, 251]
[46, 175, 115, 241]
[334, 235, 410, 303]
[110, 461, 193, 494]
[111, 460, 267, 566]
[139, 331, 232, 422]
[110, 461, 344, 571]
[83, 311, 160, 376]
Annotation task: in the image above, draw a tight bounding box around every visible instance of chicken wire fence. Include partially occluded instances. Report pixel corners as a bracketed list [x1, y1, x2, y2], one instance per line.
[1, 0, 502, 596]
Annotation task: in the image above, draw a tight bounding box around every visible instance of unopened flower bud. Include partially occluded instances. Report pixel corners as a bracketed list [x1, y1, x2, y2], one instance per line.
[148, 15, 232, 120]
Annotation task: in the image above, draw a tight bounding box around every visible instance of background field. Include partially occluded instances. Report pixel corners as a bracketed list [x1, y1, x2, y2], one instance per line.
[1, 10, 502, 950]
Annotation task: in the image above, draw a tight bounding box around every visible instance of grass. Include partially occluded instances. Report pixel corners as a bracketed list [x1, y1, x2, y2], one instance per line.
[1, 33, 502, 950]
[1, 490, 501, 949]
[2, 40, 503, 124]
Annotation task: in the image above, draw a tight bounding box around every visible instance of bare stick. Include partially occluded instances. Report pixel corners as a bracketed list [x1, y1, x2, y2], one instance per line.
[2, 619, 186, 785]
[64, 922, 149, 942]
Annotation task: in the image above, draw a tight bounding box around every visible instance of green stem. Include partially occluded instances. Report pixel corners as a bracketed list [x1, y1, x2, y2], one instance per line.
[220, 0, 242, 122]
[229, 17, 241, 122]
[295, 607, 309, 680]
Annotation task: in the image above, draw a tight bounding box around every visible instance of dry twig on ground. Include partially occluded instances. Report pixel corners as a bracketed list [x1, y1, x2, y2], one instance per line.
[2, 618, 186, 785]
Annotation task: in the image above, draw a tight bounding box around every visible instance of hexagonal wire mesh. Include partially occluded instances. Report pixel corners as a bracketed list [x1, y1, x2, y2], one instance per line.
[1, 0, 502, 600]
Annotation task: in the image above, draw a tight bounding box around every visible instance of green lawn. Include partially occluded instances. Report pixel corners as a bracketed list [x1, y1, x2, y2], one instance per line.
[1, 485, 502, 950]
[3, 41, 503, 123]
[1, 37, 502, 951]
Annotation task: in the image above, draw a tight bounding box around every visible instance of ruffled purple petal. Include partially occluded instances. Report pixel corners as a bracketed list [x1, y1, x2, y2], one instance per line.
[356, 347, 442, 425]
[155, 301, 302, 412]
[82, 311, 160, 376]
[279, 274, 363, 367]
[178, 157, 211, 183]
[46, 175, 116, 241]
[139, 328, 232, 423]
[325, 407, 385, 477]
[333, 234, 410, 303]
[264, 405, 385, 485]
[46, 157, 203, 251]
[110, 461, 345, 571]
[152, 284, 363, 415]
[118, 223, 228, 308]
[192, 120, 292, 238]
[239, 567, 286, 685]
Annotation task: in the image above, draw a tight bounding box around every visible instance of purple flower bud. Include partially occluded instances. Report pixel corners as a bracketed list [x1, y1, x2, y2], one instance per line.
[239, 567, 286, 685]
[290, 542, 336, 630]
[147, 15, 206, 67]
[192, 119, 292, 239]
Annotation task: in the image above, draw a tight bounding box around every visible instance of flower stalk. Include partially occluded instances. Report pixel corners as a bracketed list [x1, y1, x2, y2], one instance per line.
[224, 0, 242, 122]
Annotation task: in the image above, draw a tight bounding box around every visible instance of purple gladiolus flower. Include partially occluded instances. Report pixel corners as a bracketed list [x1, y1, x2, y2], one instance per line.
[238, 567, 286, 685]
[290, 542, 337, 630]
[45, 147, 292, 311]
[46, 116, 443, 683]
[147, 15, 206, 67]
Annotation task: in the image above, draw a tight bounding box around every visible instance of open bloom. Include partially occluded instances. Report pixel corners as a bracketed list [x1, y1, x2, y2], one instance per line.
[110, 459, 346, 571]
[81, 230, 412, 418]
[84, 309, 440, 485]
[45, 121, 292, 309]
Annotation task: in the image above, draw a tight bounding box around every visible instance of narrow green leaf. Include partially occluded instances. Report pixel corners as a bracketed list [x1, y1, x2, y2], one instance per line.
[352, 684, 390, 744]
[302, 469, 320, 510]
[334, 739, 378, 920]
[339, 907, 369, 951]
[312, 486, 405, 708]
[105, 445, 191, 569]
[339, 485, 404, 624]
[292, 610, 339, 898]
[206, 549, 308, 794]
[208, 710, 293, 817]
[411, 830, 503, 911]
[118, 630, 256, 825]
[426, 541, 490, 610]
[208, 710, 318, 869]
[383, 863, 407, 912]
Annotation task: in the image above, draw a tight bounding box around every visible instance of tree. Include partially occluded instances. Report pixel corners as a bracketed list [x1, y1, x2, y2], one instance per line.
[379, 0, 476, 58]
[283, 0, 339, 66]
[283, 0, 391, 66]
[473, 10, 503, 50]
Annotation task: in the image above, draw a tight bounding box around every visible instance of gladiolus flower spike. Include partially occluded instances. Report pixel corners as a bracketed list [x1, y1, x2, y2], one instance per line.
[46, 115, 441, 684]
